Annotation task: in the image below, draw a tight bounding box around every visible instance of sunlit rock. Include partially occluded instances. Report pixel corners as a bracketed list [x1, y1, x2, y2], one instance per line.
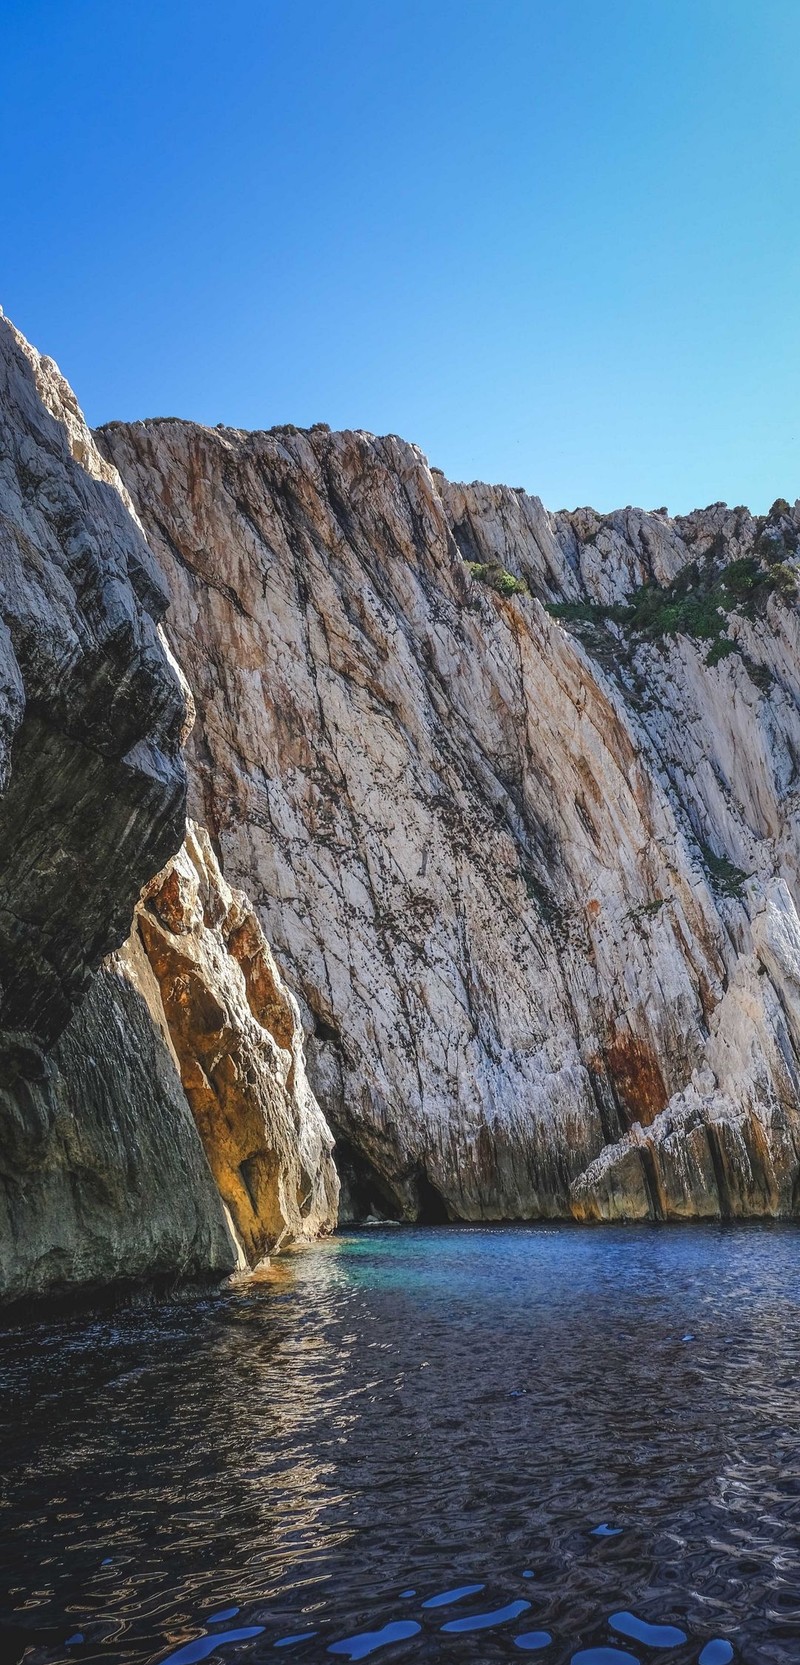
[98, 416, 800, 1220]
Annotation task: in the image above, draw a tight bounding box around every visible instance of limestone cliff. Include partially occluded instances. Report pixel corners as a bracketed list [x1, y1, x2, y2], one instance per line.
[0, 317, 187, 1059]
[98, 416, 800, 1222]
[0, 319, 336, 1302]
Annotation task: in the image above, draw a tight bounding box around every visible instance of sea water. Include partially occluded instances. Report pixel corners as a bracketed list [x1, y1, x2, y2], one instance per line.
[1, 1223, 798, 1662]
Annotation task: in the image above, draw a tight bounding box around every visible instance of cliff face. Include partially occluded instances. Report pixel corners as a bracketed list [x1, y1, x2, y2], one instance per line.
[0, 318, 187, 1060]
[0, 945, 236, 1304]
[0, 315, 230, 1300]
[0, 320, 336, 1302]
[4, 296, 798, 1270]
[99, 417, 800, 1222]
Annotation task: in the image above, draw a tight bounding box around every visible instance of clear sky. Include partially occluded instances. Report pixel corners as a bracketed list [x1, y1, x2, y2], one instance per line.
[2, 0, 798, 514]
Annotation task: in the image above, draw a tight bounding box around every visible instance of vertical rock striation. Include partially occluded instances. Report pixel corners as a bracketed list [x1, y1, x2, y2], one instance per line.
[0, 315, 236, 1297]
[99, 417, 800, 1221]
[0, 319, 336, 1302]
[0, 319, 188, 1058]
[0, 947, 237, 1304]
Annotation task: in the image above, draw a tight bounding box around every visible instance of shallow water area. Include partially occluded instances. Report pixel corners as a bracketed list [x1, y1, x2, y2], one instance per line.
[1, 1223, 799, 1663]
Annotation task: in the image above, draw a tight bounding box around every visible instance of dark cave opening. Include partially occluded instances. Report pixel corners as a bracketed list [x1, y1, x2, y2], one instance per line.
[415, 1169, 451, 1224]
[332, 1132, 404, 1223]
[331, 1132, 454, 1226]
[312, 1012, 342, 1048]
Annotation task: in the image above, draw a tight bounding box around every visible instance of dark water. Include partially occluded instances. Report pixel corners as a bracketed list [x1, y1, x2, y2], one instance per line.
[1, 1225, 799, 1665]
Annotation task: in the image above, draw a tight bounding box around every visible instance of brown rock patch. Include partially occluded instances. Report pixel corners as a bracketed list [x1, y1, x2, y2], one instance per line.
[592, 1033, 669, 1128]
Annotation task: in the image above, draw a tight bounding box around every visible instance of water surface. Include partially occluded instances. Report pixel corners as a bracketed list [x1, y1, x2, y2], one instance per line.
[1, 1224, 799, 1664]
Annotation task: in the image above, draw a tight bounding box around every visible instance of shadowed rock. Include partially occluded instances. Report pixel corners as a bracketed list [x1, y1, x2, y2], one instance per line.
[0, 317, 188, 1058]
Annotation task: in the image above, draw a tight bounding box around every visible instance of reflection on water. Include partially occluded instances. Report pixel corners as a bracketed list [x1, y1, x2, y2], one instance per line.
[608, 1612, 687, 1647]
[420, 1589, 484, 1611]
[1, 1224, 799, 1663]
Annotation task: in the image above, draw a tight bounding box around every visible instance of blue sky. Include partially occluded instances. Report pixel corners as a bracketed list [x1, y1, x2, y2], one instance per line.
[2, 0, 798, 514]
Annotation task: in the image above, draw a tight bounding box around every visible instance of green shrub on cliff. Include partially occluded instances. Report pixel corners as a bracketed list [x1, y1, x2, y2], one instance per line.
[704, 637, 738, 667]
[546, 549, 796, 656]
[466, 561, 529, 598]
[699, 841, 750, 900]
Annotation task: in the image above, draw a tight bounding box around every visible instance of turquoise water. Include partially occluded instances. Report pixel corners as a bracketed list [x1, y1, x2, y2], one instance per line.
[1, 1224, 799, 1663]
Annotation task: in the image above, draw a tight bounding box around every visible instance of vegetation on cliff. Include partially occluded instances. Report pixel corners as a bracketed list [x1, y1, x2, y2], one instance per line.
[547, 545, 796, 663]
[465, 559, 529, 597]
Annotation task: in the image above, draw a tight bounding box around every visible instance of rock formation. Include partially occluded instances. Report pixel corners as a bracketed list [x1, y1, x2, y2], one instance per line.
[136, 823, 338, 1261]
[3, 297, 799, 1279]
[0, 317, 187, 1059]
[0, 946, 236, 1305]
[98, 417, 800, 1222]
[0, 318, 336, 1302]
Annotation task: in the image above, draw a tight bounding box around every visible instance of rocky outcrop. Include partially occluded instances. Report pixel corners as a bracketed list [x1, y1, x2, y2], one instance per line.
[0, 315, 230, 1301]
[0, 318, 188, 1059]
[136, 823, 338, 1260]
[5, 306, 793, 1248]
[0, 319, 336, 1301]
[0, 941, 236, 1305]
[0, 810, 339, 1302]
[99, 416, 800, 1222]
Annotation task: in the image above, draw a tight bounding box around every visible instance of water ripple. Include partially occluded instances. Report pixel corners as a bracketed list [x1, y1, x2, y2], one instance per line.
[0, 1223, 797, 1661]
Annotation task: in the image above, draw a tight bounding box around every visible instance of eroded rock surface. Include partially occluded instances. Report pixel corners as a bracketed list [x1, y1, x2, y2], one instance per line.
[0, 320, 334, 1301]
[0, 940, 236, 1304]
[0, 318, 188, 1058]
[0, 316, 226, 1301]
[136, 823, 338, 1261]
[100, 416, 800, 1221]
